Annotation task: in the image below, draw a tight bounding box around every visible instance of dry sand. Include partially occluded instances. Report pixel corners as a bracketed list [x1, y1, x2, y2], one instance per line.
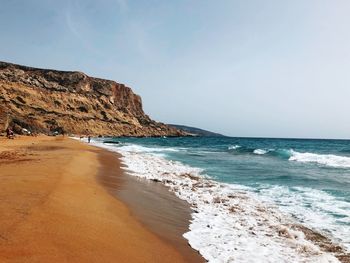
[0, 136, 201, 263]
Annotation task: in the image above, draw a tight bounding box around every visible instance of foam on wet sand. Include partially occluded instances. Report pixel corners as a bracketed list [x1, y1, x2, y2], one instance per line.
[94, 140, 350, 263]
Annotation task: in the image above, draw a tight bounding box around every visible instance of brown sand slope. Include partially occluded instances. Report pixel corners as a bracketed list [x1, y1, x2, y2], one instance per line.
[0, 136, 188, 263]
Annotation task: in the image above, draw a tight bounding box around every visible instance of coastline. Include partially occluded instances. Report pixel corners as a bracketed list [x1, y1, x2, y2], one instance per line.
[96, 148, 203, 263]
[2, 135, 348, 262]
[0, 136, 199, 262]
[93, 137, 350, 263]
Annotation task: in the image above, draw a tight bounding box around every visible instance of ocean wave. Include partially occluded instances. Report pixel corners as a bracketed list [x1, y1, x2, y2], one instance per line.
[289, 150, 350, 168]
[94, 141, 340, 262]
[227, 145, 291, 158]
[110, 144, 182, 154]
[227, 145, 350, 169]
[227, 145, 257, 154]
[258, 185, 350, 251]
[339, 148, 350, 154]
[228, 145, 241, 150]
[253, 149, 268, 155]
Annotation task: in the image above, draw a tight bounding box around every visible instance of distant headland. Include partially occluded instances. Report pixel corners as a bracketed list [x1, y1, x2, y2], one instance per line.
[168, 124, 225, 137]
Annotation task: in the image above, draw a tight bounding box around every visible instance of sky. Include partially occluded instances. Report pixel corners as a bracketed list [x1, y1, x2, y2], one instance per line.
[1, 0, 350, 138]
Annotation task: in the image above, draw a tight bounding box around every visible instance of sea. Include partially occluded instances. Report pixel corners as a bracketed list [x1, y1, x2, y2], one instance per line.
[90, 136, 350, 263]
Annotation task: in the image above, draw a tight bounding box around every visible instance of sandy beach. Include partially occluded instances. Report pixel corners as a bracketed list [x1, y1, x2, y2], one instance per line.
[0, 136, 202, 263]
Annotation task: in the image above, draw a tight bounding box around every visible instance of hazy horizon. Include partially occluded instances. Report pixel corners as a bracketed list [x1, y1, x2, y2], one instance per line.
[1, 0, 350, 139]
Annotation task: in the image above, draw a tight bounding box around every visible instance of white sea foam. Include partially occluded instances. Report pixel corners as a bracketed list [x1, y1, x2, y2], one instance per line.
[104, 143, 181, 153]
[91, 141, 341, 263]
[228, 145, 241, 150]
[258, 185, 350, 251]
[289, 150, 350, 168]
[253, 149, 268, 155]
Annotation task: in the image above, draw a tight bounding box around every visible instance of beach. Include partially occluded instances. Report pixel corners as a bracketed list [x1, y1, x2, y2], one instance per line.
[0, 136, 202, 263]
[1, 135, 349, 263]
[93, 136, 350, 262]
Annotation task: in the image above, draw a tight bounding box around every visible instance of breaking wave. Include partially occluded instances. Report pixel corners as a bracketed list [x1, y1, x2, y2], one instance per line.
[92, 141, 341, 262]
[289, 150, 350, 168]
[253, 149, 268, 155]
[258, 185, 350, 251]
[228, 145, 350, 168]
[227, 145, 291, 158]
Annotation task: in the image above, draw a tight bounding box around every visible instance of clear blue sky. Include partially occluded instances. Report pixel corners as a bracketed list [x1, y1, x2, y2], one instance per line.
[1, 0, 350, 138]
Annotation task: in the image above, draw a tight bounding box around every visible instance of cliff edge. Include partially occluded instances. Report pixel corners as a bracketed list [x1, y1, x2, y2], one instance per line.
[0, 61, 185, 136]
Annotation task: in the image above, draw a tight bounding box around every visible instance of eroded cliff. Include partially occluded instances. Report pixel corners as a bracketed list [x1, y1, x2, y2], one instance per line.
[0, 61, 185, 136]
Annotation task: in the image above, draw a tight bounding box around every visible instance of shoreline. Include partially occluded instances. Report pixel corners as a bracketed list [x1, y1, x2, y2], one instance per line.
[93, 137, 350, 263]
[2, 135, 348, 262]
[96, 148, 203, 262]
[0, 136, 198, 262]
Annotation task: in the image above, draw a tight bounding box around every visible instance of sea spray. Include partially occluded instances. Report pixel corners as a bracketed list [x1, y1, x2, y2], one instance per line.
[228, 145, 350, 168]
[289, 150, 350, 168]
[91, 139, 342, 262]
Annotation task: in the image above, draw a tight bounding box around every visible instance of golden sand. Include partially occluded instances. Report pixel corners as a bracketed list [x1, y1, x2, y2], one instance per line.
[0, 136, 194, 263]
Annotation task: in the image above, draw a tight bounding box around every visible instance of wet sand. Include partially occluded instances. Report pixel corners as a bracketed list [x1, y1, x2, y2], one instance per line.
[95, 142, 350, 263]
[0, 136, 200, 262]
[97, 150, 203, 263]
[2, 135, 348, 262]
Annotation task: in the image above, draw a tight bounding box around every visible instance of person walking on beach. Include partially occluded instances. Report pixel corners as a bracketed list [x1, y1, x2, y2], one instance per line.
[88, 136, 91, 143]
[6, 127, 14, 139]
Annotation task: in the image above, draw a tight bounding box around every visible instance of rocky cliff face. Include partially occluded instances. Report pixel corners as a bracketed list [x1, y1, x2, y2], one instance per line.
[0, 61, 185, 136]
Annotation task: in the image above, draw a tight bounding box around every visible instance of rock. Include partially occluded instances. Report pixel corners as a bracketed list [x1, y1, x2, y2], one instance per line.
[12, 124, 23, 134]
[0, 105, 9, 132]
[0, 61, 188, 137]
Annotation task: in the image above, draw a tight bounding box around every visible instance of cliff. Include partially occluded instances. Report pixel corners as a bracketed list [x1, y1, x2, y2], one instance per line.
[0, 61, 185, 137]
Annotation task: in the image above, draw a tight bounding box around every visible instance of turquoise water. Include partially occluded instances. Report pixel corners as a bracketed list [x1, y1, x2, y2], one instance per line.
[94, 136, 350, 259]
[105, 136, 350, 193]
